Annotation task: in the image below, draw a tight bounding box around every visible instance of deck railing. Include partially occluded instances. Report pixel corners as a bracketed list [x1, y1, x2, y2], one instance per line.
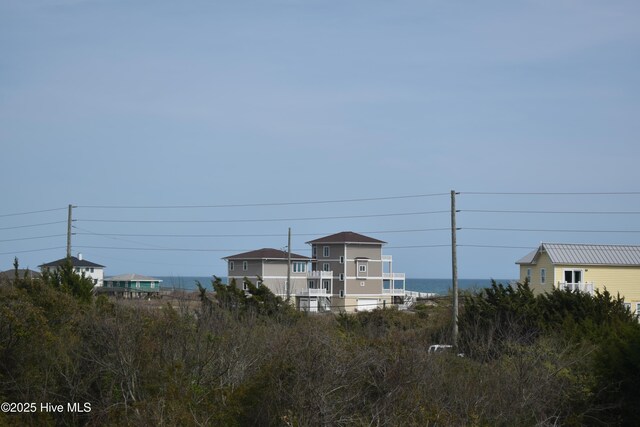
[557, 281, 595, 294]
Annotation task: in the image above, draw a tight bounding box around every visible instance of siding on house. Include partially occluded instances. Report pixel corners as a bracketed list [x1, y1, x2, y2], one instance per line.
[517, 242, 640, 314]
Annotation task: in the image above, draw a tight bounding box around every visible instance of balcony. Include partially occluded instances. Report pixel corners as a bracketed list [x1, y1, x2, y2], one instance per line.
[383, 272, 405, 280]
[382, 288, 406, 296]
[296, 288, 330, 297]
[557, 282, 594, 294]
[307, 270, 333, 279]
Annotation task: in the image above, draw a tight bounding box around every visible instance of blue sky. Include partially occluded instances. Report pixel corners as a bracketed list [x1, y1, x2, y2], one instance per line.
[2, 0, 640, 279]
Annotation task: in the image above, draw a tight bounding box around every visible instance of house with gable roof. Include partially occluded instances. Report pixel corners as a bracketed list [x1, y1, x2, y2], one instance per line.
[516, 242, 640, 315]
[305, 231, 405, 312]
[40, 253, 105, 287]
[223, 248, 312, 300]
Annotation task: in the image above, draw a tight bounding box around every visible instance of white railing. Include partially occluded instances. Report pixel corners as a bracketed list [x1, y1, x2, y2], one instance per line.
[405, 290, 438, 299]
[557, 282, 595, 294]
[382, 255, 393, 262]
[307, 270, 333, 279]
[383, 272, 406, 280]
[296, 288, 330, 296]
[382, 288, 406, 295]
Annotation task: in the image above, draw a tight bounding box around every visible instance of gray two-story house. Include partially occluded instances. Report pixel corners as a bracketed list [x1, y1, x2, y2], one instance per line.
[223, 248, 310, 299]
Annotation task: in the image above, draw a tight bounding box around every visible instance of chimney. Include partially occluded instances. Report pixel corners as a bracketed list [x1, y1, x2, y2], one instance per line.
[78, 253, 83, 261]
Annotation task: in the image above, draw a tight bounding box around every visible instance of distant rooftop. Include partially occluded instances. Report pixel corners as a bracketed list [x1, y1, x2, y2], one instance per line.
[517, 243, 640, 266]
[306, 231, 386, 245]
[223, 248, 309, 261]
[40, 256, 105, 269]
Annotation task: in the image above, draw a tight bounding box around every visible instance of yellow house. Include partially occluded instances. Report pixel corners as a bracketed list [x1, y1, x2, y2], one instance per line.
[516, 243, 640, 314]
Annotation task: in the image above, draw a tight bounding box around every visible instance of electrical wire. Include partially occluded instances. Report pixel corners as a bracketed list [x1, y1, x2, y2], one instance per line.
[77, 210, 450, 224]
[0, 221, 67, 231]
[0, 247, 65, 256]
[76, 193, 450, 209]
[460, 191, 640, 196]
[0, 234, 67, 243]
[71, 227, 451, 238]
[0, 207, 67, 218]
[460, 209, 640, 215]
[462, 227, 640, 233]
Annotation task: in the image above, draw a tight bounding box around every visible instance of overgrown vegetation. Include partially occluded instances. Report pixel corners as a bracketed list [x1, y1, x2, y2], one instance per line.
[1, 265, 639, 426]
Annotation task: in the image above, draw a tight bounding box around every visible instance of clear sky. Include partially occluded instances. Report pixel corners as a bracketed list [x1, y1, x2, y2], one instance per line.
[2, 0, 640, 280]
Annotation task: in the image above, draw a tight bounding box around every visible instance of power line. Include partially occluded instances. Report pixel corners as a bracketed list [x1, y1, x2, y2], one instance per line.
[76, 246, 251, 252]
[460, 209, 640, 215]
[0, 246, 65, 256]
[458, 244, 536, 249]
[462, 227, 640, 233]
[0, 234, 67, 243]
[0, 221, 67, 231]
[0, 207, 67, 218]
[77, 210, 450, 224]
[72, 227, 450, 238]
[76, 193, 450, 209]
[460, 191, 640, 196]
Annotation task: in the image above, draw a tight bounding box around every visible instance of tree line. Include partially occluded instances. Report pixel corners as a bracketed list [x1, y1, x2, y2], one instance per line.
[1, 261, 639, 425]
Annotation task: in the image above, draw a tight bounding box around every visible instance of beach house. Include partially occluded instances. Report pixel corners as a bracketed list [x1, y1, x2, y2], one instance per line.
[516, 243, 640, 315]
[304, 231, 406, 313]
[101, 273, 162, 298]
[39, 253, 105, 287]
[223, 248, 311, 298]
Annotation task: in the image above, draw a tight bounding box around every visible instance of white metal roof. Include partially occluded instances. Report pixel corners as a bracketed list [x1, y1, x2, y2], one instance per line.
[517, 243, 640, 266]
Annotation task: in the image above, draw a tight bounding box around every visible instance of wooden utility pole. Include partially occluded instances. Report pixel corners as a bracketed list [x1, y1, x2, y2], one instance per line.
[67, 204, 73, 259]
[286, 227, 292, 301]
[451, 190, 459, 346]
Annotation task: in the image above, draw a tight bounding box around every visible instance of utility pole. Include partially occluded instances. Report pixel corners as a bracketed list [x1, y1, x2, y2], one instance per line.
[451, 190, 459, 346]
[286, 227, 292, 302]
[67, 204, 73, 259]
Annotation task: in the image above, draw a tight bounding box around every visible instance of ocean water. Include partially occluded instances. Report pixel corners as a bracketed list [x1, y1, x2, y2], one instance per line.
[157, 276, 515, 295]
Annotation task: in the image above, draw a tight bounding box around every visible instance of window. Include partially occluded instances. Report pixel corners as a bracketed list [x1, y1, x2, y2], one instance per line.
[242, 261, 248, 271]
[312, 246, 317, 258]
[323, 263, 330, 272]
[339, 256, 344, 264]
[636, 303, 640, 316]
[243, 282, 249, 291]
[90, 268, 94, 273]
[323, 246, 330, 257]
[135, 282, 140, 289]
[339, 273, 344, 281]
[151, 283, 155, 289]
[322, 280, 330, 290]
[526, 268, 531, 282]
[292, 262, 306, 273]
[308, 280, 316, 289]
[339, 290, 344, 298]
[229, 261, 235, 271]
[357, 260, 368, 278]
[540, 268, 546, 284]
[564, 269, 582, 284]
[624, 302, 631, 311]
[360, 281, 365, 287]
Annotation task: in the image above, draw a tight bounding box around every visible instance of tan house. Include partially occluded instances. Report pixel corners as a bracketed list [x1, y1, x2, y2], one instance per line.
[516, 243, 640, 314]
[223, 248, 311, 299]
[305, 231, 406, 313]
